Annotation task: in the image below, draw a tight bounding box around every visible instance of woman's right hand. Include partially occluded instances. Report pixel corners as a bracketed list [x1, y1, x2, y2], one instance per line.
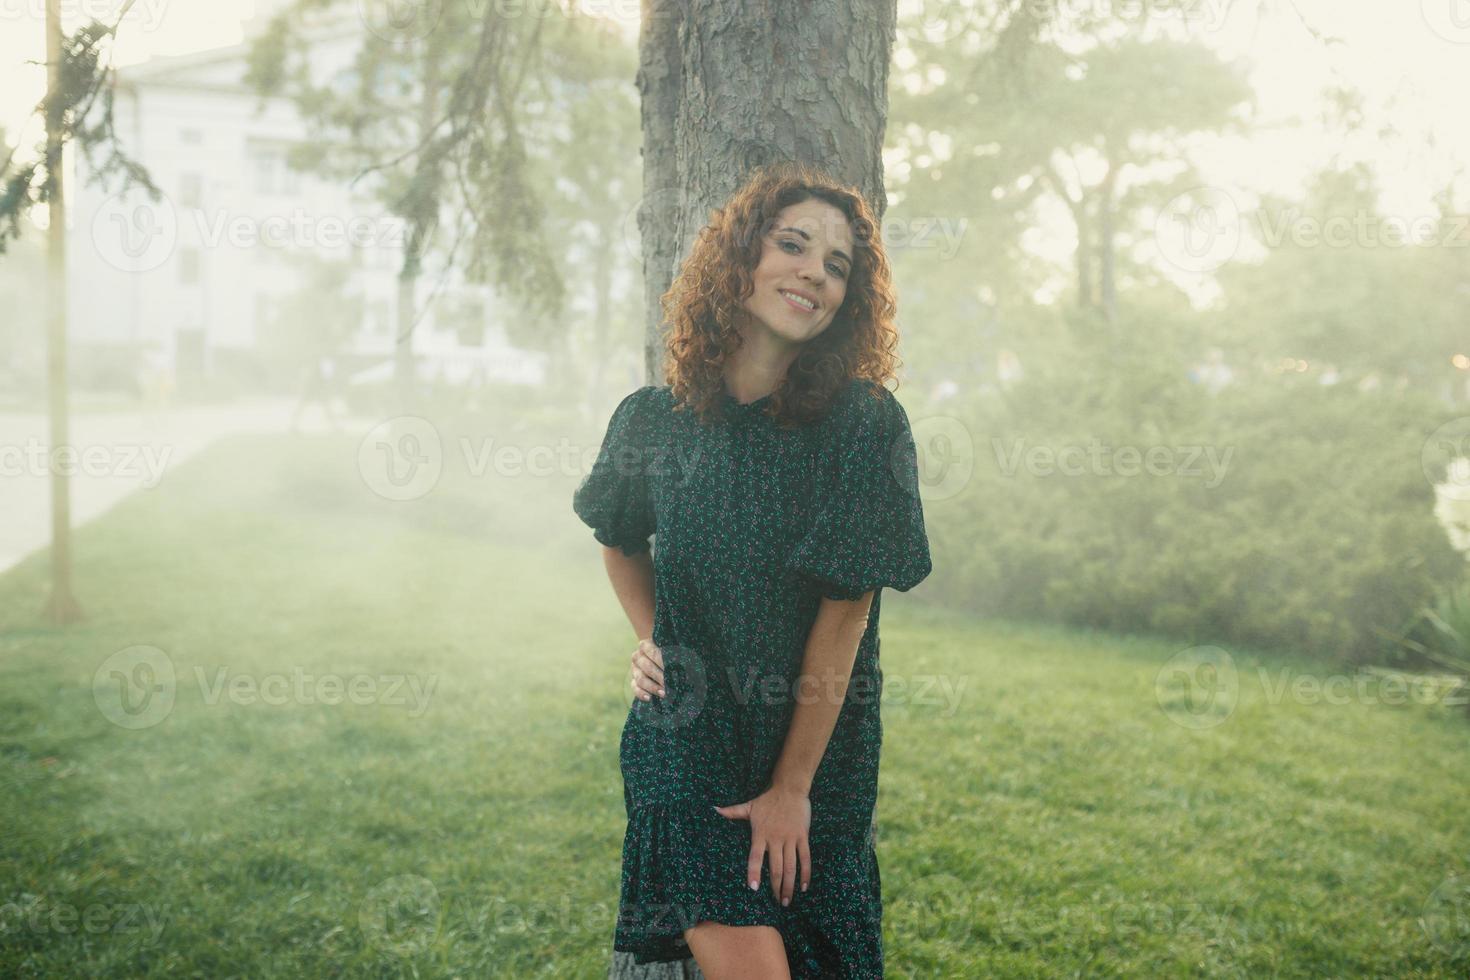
[631, 638, 665, 701]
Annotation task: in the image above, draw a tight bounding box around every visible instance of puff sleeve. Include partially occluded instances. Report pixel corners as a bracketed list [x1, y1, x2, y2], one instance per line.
[785, 384, 933, 601]
[572, 386, 658, 557]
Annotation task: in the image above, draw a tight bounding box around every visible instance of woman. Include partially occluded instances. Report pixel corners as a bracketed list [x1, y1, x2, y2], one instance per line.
[573, 162, 932, 979]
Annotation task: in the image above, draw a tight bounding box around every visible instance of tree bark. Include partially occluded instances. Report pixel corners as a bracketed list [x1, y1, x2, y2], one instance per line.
[635, 0, 685, 385]
[615, 1, 895, 974]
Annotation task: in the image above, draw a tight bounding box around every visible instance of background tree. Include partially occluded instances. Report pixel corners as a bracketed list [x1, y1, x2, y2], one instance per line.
[1211, 162, 1470, 389]
[248, 1, 565, 415]
[526, 15, 641, 415]
[894, 28, 1251, 324]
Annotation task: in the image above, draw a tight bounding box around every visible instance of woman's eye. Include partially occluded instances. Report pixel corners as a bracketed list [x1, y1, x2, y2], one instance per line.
[780, 238, 845, 278]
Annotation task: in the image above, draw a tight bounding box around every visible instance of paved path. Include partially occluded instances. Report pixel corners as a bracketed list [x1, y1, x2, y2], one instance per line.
[0, 399, 374, 573]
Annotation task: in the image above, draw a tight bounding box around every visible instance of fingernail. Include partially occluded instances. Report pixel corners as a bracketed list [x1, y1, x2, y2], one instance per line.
[658, 689, 665, 696]
[782, 898, 789, 907]
[749, 880, 758, 890]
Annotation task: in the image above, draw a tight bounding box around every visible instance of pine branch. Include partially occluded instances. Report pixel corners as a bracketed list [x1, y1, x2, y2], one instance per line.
[0, 3, 157, 255]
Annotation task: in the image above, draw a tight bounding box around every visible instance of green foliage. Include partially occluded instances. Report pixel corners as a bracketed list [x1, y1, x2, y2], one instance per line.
[1384, 578, 1470, 677]
[1422, 583, 1470, 674]
[919, 335, 1465, 666]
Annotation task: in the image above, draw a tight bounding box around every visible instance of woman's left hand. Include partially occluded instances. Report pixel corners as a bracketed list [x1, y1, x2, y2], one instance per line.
[714, 785, 811, 906]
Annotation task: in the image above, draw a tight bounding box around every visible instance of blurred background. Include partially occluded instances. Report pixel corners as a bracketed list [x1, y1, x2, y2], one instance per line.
[2, 1, 1469, 976]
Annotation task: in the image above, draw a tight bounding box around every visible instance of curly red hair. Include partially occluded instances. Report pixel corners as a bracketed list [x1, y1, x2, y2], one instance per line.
[660, 161, 903, 428]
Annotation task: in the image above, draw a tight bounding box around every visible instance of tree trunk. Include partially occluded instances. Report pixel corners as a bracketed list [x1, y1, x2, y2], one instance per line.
[616, 1, 895, 974]
[588, 217, 615, 415]
[635, 0, 685, 385]
[1075, 197, 1095, 311]
[41, 0, 83, 625]
[394, 37, 443, 418]
[394, 271, 417, 416]
[1097, 159, 1117, 324]
[1043, 161, 1093, 313]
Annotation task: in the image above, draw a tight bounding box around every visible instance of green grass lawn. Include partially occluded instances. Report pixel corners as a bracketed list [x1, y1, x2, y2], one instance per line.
[2, 429, 1467, 977]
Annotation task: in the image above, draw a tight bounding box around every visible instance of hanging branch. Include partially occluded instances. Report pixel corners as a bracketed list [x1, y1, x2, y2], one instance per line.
[0, 1, 158, 253]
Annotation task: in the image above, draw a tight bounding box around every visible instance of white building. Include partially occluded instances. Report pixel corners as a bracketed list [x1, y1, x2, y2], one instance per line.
[67, 16, 546, 396]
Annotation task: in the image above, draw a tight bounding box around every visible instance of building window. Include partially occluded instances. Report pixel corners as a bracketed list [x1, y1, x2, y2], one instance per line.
[179, 172, 202, 209]
[248, 141, 303, 195]
[179, 247, 200, 284]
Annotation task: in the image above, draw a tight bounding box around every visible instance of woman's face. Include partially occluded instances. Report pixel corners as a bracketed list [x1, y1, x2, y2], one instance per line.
[739, 198, 854, 346]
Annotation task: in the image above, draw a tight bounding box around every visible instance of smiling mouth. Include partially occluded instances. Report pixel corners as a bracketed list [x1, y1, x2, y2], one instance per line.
[779, 289, 817, 312]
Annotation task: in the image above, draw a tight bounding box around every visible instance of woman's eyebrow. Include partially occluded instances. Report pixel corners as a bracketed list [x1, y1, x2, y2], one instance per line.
[778, 226, 852, 266]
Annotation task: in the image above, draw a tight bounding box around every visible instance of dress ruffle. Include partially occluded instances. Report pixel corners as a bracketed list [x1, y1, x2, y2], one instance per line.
[614, 799, 886, 978]
[614, 800, 784, 965]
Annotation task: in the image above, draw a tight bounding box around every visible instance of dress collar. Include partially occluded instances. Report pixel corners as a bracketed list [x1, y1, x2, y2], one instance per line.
[720, 382, 775, 416]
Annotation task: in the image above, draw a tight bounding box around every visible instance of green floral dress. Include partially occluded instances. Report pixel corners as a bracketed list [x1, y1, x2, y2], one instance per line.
[572, 377, 932, 978]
